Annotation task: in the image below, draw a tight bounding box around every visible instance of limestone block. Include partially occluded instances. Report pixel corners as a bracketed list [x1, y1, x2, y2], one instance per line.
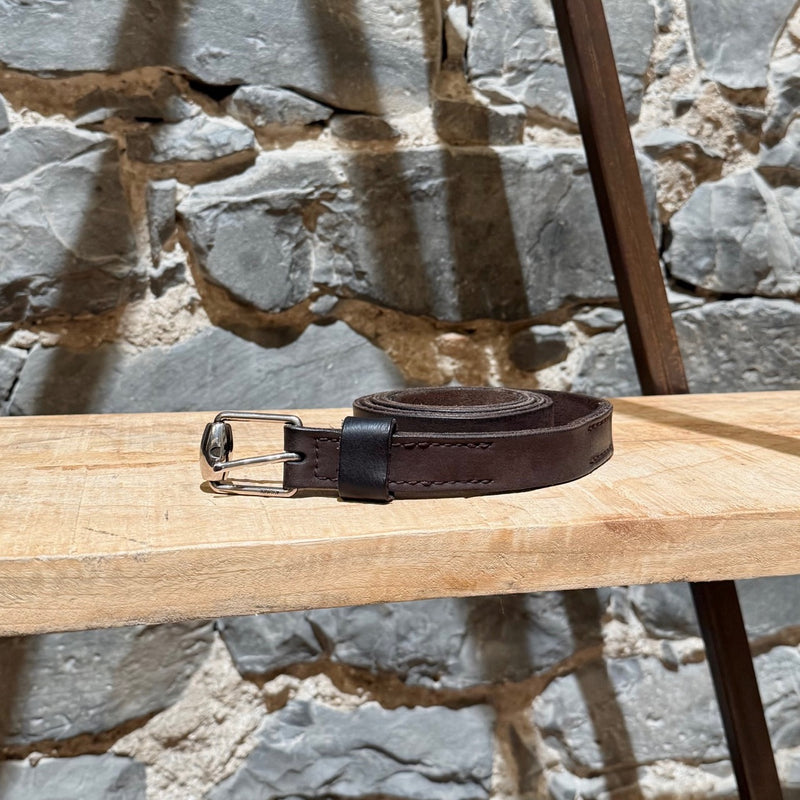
[0, 93, 9, 135]
[630, 575, 800, 641]
[219, 590, 612, 688]
[668, 170, 800, 298]
[572, 298, 800, 396]
[146, 179, 177, 262]
[653, 37, 689, 77]
[0, 755, 146, 800]
[467, 0, 655, 124]
[639, 127, 722, 166]
[509, 324, 570, 371]
[0, 0, 437, 115]
[329, 114, 400, 141]
[0, 126, 139, 323]
[0, 623, 213, 745]
[433, 98, 526, 145]
[686, 0, 796, 90]
[535, 657, 726, 772]
[545, 761, 736, 799]
[127, 115, 255, 163]
[8, 322, 406, 415]
[0, 346, 25, 405]
[179, 147, 658, 322]
[73, 76, 196, 126]
[534, 647, 800, 773]
[759, 119, 800, 181]
[572, 306, 625, 332]
[208, 700, 494, 800]
[764, 53, 800, 144]
[224, 86, 333, 129]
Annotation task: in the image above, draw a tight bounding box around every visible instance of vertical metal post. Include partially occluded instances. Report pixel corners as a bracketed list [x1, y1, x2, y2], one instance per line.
[550, 0, 782, 795]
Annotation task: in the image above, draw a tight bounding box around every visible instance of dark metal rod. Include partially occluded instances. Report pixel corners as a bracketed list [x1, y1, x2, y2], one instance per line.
[550, 0, 782, 795]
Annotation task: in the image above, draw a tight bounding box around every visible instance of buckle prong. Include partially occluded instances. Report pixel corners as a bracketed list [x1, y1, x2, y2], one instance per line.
[200, 411, 303, 497]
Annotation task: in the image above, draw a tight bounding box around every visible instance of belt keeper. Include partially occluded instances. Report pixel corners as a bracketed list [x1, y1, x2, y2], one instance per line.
[338, 416, 396, 502]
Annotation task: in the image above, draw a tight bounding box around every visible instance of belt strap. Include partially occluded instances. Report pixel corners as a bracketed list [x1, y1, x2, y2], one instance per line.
[283, 387, 613, 500]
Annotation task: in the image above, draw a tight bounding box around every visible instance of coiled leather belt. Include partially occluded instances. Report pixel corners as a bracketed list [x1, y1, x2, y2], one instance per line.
[200, 387, 613, 501]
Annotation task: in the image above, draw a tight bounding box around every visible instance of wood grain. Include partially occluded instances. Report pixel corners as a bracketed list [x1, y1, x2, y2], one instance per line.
[1, 391, 798, 635]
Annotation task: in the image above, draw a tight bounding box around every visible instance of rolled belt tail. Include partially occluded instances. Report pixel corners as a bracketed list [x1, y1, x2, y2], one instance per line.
[281, 387, 613, 501]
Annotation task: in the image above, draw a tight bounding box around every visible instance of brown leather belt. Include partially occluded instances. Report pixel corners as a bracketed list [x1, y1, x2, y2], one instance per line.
[200, 387, 613, 501]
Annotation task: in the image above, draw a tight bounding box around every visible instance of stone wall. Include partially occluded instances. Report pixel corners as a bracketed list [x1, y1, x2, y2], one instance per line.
[0, 0, 799, 797]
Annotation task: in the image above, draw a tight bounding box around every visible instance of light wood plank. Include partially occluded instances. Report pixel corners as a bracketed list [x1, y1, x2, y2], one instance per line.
[1, 391, 798, 635]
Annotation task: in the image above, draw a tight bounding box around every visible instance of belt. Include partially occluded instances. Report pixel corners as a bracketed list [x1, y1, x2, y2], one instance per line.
[200, 387, 613, 501]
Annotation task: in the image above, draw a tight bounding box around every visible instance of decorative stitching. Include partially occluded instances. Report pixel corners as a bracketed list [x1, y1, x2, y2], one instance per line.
[391, 478, 493, 486]
[589, 444, 613, 465]
[392, 441, 492, 450]
[313, 435, 339, 483]
[587, 416, 610, 432]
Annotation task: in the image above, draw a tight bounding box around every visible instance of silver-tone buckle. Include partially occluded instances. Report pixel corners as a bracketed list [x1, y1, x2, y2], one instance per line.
[200, 411, 303, 497]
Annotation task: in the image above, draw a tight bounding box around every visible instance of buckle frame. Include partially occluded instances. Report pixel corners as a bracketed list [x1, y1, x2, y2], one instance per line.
[200, 411, 303, 497]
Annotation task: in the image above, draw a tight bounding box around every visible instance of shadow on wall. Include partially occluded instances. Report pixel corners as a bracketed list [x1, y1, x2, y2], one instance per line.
[300, 0, 531, 322]
[0, 636, 24, 758]
[463, 590, 644, 796]
[562, 589, 644, 798]
[0, 0, 192, 773]
[19, 0, 191, 415]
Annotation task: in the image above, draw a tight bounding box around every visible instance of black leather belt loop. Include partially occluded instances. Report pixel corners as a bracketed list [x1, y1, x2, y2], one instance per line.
[200, 388, 613, 500]
[283, 387, 613, 500]
[338, 416, 396, 502]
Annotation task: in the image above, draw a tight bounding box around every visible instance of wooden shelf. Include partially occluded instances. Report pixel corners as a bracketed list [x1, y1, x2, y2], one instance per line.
[1, 390, 798, 636]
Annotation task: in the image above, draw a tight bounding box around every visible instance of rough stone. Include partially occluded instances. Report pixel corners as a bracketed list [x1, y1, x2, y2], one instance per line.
[0, 755, 146, 800]
[467, 0, 656, 124]
[219, 590, 611, 688]
[444, 3, 470, 67]
[534, 647, 800, 774]
[764, 53, 800, 144]
[208, 699, 495, 800]
[309, 294, 340, 316]
[0, 126, 140, 323]
[667, 170, 800, 297]
[630, 575, 800, 640]
[686, 0, 796, 90]
[545, 761, 736, 799]
[148, 248, 188, 297]
[433, 98, 525, 145]
[0, 346, 25, 405]
[628, 583, 699, 639]
[127, 114, 255, 163]
[0, 622, 213, 745]
[0, 0, 436, 115]
[147, 179, 177, 263]
[546, 770, 622, 800]
[759, 119, 800, 182]
[572, 306, 625, 332]
[639, 127, 722, 165]
[509, 324, 570, 371]
[224, 85, 333, 129]
[572, 298, 800, 396]
[329, 113, 400, 142]
[747, 647, 800, 749]
[535, 657, 727, 772]
[0, 93, 9, 135]
[8, 322, 405, 415]
[73, 75, 196, 126]
[785, 750, 800, 798]
[653, 36, 689, 77]
[654, 0, 673, 29]
[179, 146, 658, 322]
